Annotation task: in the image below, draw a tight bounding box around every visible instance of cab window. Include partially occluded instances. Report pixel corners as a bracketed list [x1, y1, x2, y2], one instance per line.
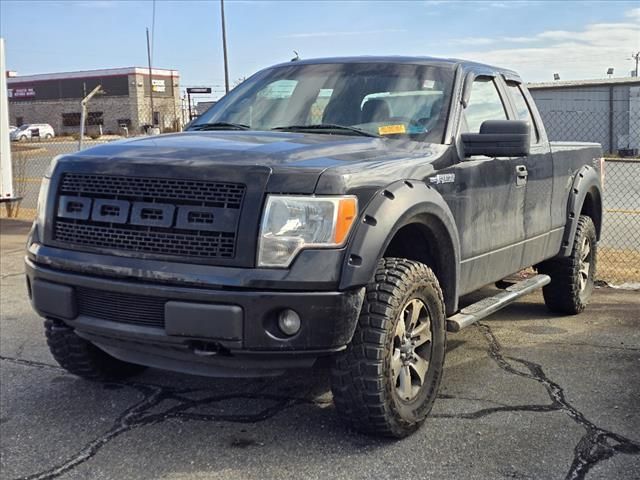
[506, 82, 539, 143]
[462, 78, 507, 133]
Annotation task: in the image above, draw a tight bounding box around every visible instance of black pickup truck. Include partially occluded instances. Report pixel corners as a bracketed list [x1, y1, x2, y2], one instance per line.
[26, 57, 604, 437]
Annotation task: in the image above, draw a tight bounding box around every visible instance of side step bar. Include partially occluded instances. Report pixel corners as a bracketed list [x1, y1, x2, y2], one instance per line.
[446, 274, 551, 332]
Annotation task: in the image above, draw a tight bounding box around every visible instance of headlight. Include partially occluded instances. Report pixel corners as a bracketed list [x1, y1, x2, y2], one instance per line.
[36, 177, 50, 228]
[258, 195, 357, 267]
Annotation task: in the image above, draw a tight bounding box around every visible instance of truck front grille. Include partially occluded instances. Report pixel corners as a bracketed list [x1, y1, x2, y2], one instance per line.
[76, 286, 165, 328]
[52, 173, 245, 262]
[60, 174, 245, 208]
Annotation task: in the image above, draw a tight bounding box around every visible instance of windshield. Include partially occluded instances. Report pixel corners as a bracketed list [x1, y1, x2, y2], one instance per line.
[191, 62, 455, 143]
[17, 125, 28, 131]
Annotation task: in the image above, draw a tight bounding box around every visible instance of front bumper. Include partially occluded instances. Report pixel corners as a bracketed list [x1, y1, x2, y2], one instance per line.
[26, 257, 364, 377]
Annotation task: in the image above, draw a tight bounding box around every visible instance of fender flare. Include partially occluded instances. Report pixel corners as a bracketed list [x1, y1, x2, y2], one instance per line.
[560, 165, 603, 257]
[339, 180, 461, 314]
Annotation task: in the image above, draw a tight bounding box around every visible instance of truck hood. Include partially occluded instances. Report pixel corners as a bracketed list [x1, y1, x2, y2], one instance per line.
[58, 131, 447, 194]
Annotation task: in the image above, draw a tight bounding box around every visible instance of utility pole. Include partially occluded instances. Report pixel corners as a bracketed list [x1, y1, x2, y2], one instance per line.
[146, 27, 155, 127]
[220, 0, 230, 94]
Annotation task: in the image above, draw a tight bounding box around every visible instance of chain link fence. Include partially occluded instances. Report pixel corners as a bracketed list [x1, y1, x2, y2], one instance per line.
[531, 83, 639, 285]
[4, 103, 185, 219]
[598, 159, 640, 285]
[3, 98, 639, 284]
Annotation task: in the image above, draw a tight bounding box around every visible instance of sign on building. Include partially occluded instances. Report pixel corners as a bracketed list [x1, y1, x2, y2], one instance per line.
[8, 87, 35, 98]
[152, 79, 166, 92]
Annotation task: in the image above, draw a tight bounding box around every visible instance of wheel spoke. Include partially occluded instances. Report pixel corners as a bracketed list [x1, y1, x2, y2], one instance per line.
[581, 239, 591, 261]
[580, 262, 590, 277]
[411, 321, 431, 348]
[410, 356, 429, 386]
[408, 299, 422, 329]
[398, 365, 413, 400]
[395, 315, 406, 338]
[391, 349, 402, 377]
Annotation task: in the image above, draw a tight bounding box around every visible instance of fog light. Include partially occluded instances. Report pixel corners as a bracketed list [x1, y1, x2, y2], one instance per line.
[278, 309, 301, 336]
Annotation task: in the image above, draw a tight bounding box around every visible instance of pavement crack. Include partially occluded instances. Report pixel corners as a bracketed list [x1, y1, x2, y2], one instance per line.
[0, 355, 63, 371]
[1, 271, 25, 280]
[543, 341, 640, 352]
[2, 355, 327, 480]
[477, 322, 640, 480]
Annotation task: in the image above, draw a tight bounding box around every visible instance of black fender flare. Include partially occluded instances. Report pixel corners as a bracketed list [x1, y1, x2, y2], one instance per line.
[339, 180, 461, 314]
[560, 165, 603, 257]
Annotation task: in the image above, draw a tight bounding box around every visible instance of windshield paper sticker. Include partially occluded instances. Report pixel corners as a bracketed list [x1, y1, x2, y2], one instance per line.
[429, 173, 455, 185]
[378, 124, 406, 135]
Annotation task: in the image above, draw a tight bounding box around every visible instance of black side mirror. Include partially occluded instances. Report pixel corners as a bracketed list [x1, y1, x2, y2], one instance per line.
[461, 120, 530, 157]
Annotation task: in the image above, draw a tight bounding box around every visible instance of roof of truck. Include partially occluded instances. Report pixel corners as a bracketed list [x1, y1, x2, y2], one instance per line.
[270, 55, 519, 76]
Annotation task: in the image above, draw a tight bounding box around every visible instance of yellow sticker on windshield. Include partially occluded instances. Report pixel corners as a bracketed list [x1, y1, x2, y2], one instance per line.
[378, 124, 406, 135]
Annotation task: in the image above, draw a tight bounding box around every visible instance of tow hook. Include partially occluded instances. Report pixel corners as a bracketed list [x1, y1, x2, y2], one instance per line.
[190, 342, 224, 357]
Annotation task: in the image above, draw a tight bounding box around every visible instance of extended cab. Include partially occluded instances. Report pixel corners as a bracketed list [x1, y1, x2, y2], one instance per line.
[26, 57, 603, 437]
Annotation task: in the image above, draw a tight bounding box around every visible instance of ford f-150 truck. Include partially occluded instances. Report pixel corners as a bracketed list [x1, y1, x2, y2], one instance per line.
[26, 57, 603, 437]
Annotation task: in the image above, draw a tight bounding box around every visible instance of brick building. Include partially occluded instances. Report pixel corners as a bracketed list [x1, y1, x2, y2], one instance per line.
[8, 67, 181, 135]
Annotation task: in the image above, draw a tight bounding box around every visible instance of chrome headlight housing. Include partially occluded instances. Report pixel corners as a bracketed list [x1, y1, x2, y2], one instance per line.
[258, 195, 357, 268]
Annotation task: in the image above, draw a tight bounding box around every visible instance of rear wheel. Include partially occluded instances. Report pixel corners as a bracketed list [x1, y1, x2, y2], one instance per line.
[45, 319, 146, 381]
[538, 215, 597, 314]
[331, 258, 446, 438]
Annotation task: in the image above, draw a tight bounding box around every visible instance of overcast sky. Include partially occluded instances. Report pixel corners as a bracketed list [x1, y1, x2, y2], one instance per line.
[1, 0, 639, 99]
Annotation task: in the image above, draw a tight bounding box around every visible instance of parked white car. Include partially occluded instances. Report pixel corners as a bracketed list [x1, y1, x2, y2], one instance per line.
[9, 125, 17, 135]
[10, 123, 55, 141]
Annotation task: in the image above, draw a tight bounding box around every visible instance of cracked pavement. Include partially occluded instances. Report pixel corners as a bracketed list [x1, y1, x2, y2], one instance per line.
[1, 218, 639, 480]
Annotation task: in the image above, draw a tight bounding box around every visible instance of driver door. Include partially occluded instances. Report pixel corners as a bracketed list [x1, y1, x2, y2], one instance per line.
[445, 76, 527, 294]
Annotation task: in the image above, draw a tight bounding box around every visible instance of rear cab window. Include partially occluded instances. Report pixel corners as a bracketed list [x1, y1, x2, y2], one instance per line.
[506, 81, 540, 143]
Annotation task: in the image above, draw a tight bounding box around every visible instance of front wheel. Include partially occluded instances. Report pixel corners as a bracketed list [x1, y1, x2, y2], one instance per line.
[331, 258, 446, 438]
[45, 319, 146, 381]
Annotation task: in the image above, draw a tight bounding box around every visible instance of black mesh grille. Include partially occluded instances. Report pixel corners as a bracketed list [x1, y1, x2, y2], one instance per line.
[53, 173, 246, 261]
[60, 173, 245, 208]
[55, 221, 235, 258]
[76, 287, 165, 328]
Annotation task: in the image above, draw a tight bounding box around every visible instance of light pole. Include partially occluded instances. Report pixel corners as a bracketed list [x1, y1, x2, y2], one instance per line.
[631, 52, 640, 77]
[146, 27, 155, 127]
[79, 85, 104, 151]
[220, 0, 230, 94]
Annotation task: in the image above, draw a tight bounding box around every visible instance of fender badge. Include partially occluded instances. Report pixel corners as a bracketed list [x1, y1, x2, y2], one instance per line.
[429, 173, 455, 185]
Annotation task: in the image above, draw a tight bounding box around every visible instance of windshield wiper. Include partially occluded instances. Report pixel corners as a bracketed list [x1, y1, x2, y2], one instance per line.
[272, 124, 379, 138]
[190, 122, 251, 131]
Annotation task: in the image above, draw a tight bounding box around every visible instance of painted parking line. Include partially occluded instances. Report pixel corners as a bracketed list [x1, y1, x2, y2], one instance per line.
[14, 178, 44, 184]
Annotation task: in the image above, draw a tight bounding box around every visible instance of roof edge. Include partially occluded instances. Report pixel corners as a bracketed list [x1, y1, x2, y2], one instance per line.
[8, 67, 180, 83]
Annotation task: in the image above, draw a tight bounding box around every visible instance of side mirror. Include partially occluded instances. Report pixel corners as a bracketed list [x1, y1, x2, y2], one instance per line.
[461, 120, 530, 157]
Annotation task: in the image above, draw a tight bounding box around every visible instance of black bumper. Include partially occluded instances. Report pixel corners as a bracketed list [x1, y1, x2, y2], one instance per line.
[25, 257, 364, 377]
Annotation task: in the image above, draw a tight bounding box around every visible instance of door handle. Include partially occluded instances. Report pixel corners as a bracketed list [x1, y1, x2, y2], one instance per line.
[516, 165, 528, 186]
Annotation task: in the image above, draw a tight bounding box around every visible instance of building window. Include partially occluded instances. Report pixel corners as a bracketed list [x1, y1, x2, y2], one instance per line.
[87, 112, 104, 126]
[62, 113, 81, 127]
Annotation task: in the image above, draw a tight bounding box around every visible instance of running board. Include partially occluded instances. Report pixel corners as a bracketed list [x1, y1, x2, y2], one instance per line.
[446, 274, 551, 332]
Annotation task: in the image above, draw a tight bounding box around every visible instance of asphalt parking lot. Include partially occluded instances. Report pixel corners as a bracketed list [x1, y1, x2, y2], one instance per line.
[1, 218, 639, 480]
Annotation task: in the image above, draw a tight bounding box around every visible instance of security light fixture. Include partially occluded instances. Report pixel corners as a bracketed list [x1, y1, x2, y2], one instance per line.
[607, 68, 614, 78]
[553, 73, 560, 81]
